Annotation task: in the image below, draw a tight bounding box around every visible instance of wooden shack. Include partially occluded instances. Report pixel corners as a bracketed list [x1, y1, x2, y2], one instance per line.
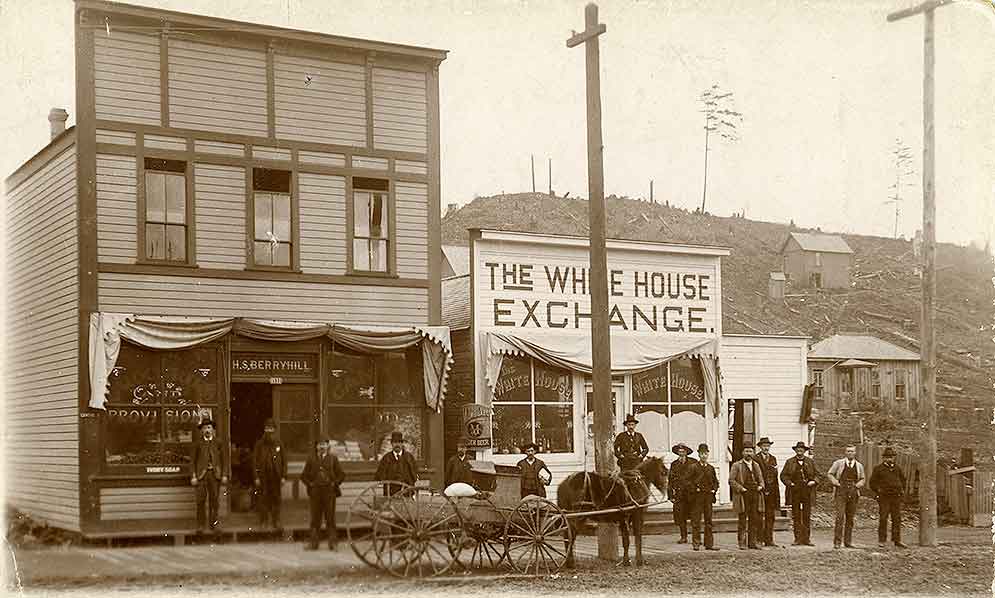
[780, 232, 853, 289]
[807, 334, 921, 413]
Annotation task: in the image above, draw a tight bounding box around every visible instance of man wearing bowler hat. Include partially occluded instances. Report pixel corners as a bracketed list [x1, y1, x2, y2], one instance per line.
[301, 435, 345, 550]
[517, 442, 552, 499]
[445, 436, 475, 487]
[252, 418, 287, 530]
[869, 447, 907, 548]
[191, 418, 227, 534]
[376, 431, 418, 496]
[755, 437, 781, 547]
[780, 441, 819, 546]
[667, 442, 698, 544]
[614, 414, 649, 471]
[689, 443, 720, 551]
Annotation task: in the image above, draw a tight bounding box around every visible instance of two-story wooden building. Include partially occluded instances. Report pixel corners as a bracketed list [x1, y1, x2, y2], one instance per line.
[780, 232, 853, 289]
[5, 0, 449, 540]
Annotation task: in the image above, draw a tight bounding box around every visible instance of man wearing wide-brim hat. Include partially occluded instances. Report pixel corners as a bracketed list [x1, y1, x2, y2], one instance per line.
[191, 418, 227, 535]
[755, 437, 780, 547]
[517, 441, 552, 499]
[376, 431, 418, 497]
[667, 442, 698, 544]
[613, 414, 649, 472]
[779, 441, 819, 546]
[869, 447, 908, 548]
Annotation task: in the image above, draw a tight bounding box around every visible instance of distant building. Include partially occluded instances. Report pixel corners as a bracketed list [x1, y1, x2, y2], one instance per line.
[807, 334, 920, 413]
[780, 232, 853, 289]
[768, 271, 786, 299]
[442, 244, 470, 278]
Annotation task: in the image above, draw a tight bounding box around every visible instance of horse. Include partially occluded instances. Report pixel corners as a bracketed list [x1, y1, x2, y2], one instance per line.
[556, 457, 668, 567]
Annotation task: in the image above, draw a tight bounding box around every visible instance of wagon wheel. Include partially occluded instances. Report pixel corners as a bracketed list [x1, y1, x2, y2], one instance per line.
[453, 495, 507, 570]
[346, 482, 392, 569]
[504, 498, 573, 576]
[375, 484, 464, 577]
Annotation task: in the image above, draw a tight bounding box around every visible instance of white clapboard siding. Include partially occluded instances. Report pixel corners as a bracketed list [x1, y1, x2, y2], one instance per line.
[5, 145, 80, 532]
[100, 487, 196, 521]
[372, 67, 427, 154]
[194, 163, 246, 269]
[298, 173, 347, 275]
[144, 134, 187, 151]
[195, 139, 245, 157]
[352, 155, 388, 171]
[94, 31, 161, 125]
[98, 272, 429, 325]
[168, 39, 267, 137]
[251, 146, 292, 161]
[274, 54, 367, 147]
[298, 150, 345, 167]
[96, 129, 137, 146]
[96, 153, 137, 264]
[394, 182, 428, 279]
[395, 159, 427, 175]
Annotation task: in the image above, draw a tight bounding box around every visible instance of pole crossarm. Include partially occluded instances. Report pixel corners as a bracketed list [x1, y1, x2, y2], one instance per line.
[887, 0, 992, 20]
[566, 23, 607, 47]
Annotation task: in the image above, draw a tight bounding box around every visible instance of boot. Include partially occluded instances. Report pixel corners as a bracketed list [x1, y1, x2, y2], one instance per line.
[307, 530, 319, 551]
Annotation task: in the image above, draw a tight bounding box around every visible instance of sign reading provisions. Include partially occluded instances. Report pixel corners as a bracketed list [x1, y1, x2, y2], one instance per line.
[231, 353, 316, 378]
[462, 404, 492, 448]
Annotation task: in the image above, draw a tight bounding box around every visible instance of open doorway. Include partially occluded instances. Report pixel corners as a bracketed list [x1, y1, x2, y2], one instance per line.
[230, 383, 273, 512]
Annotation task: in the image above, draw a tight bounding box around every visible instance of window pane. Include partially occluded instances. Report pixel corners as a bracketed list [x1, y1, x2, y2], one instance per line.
[329, 350, 375, 404]
[670, 404, 706, 449]
[273, 194, 291, 240]
[166, 225, 186, 262]
[254, 193, 272, 240]
[164, 405, 210, 444]
[146, 223, 166, 260]
[371, 239, 387, 272]
[493, 357, 531, 402]
[165, 173, 186, 224]
[536, 404, 573, 453]
[353, 239, 370, 270]
[281, 422, 313, 456]
[633, 404, 670, 455]
[254, 241, 273, 266]
[533, 361, 572, 403]
[280, 391, 312, 422]
[354, 192, 370, 237]
[327, 406, 377, 461]
[492, 404, 531, 454]
[370, 193, 387, 238]
[146, 172, 165, 222]
[274, 242, 291, 267]
[379, 352, 413, 405]
[107, 344, 160, 405]
[670, 358, 705, 403]
[105, 408, 161, 465]
[632, 365, 667, 403]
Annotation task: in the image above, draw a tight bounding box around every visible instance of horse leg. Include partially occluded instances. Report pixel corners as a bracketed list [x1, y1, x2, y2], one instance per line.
[565, 520, 576, 569]
[634, 511, 645, 566]
[619, 518, 631, 566]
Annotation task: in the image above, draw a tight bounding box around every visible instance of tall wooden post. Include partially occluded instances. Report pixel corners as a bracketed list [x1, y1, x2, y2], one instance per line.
[531, 154, 536, 193]
[568, 3, 616, 561]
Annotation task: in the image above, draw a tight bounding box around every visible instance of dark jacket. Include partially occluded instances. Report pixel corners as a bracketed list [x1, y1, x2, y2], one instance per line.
[517, 457, 551, 498]
[445, 454, 474, 486]
[376, 450, 418, 486]
[301, 450, 345, 497]
[191, 437, 225, 481]
[756, 452, 781, 508]
[252, 436, 287, 483]
[729, 458, 766, 513]
[869, 462, 906, 498]
[613, 431, 649, 468]
[690, 459, 719, 503]
[780, 456, 819, 505]
[667, 456, 699, 501]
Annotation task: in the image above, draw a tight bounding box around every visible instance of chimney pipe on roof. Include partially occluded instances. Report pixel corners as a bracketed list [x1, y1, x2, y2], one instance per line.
[48, 108, 69, 140]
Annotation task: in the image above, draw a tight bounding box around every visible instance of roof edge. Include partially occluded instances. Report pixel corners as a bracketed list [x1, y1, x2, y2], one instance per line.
[472, 228, 732, 256]
[6, 127, 77, 192]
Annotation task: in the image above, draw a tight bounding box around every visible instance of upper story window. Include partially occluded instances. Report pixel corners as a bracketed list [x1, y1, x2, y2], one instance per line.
[352, 177, 390, 273]
[871, 368, 881, 398]
[252, 168, 293, 268]
[894, 369, 907, 399]
[814, 251, 823, 267]
[811, 369, 824, 400]
[144, 158, 187, 262]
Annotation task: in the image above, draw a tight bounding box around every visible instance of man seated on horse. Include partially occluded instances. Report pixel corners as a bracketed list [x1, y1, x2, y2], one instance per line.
[668, 442, 698, 544]
[614, 414, 649, 471]
[517, 441, 552, 499]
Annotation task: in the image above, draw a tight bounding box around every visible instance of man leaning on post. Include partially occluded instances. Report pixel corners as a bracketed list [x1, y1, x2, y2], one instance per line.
[826, 444, 865, 549]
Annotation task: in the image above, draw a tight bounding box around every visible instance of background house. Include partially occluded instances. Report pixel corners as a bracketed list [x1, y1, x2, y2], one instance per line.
[807, 334, 921, 413]
[780, 232, 854, 289]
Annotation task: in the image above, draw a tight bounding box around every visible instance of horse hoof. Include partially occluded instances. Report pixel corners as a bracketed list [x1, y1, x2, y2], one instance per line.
[635, 560, 645, 567]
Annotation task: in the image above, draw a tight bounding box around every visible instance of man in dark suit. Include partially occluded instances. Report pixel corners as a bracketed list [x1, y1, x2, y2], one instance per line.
[301, 435, 345, 550]
[517, 442, 552, 498]
[780, 441, 819, 546]
[667, 443, 698, 544]
[729, 444, 765, 550]
[252, 418, 287, 529]
[755, 437, 781, 547]
[689, 443, 720, 551]
[445, 437, 474, 487]
[869, 447, 908, 548]
[190, 419, 227, 534]
[375, 431, 418, 496]
[613, 414, 649, 471]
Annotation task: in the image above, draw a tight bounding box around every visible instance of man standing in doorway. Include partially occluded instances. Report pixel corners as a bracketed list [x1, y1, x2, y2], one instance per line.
[780, 441, 818, 546]
[302, 435, 345, 550]
[376, 431, 418, 496]
[756, 437, 780, 547]
[253, 418, 287, 530]
[517, 442, 552, 499]
[445, 437, 474, 487]
[668, 443, 697, 544]
[689, 443, 719, 551]
[613, 414, 649, 472]
[869, 447, 908, 548]
[191, 419, 227, 535]
[729, 444, 765, 550]
[827, 444, 865, 548]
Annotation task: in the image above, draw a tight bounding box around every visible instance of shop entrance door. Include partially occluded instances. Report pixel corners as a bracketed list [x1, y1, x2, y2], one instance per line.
[728, 398, 758, 463]
[583, 377, 626, 471]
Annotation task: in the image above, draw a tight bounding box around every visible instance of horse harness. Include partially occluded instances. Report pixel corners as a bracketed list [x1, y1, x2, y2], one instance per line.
[577, 469, 644, 511]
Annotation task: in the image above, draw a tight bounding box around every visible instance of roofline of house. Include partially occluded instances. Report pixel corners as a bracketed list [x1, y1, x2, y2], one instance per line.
[807, 355, 920, 361]
[442, 273, 470, 282]
[472, 228, 732, 256]
[5, 127, 77, 192]
[76, 0, 449, 61]
[780, 231, 854, 255]
[723, 333, 811, 340]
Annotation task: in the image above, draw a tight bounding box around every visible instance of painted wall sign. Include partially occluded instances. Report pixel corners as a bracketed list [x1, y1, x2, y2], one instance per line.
[145, 466, 181, 474]
[462, 403, 492, 448]
[231, 353, 316, 378]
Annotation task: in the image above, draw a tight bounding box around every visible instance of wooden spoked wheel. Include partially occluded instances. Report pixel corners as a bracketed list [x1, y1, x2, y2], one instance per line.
[504, 498, 573, 576]
[346, 483, 392, 569]
[375, 484, 464, 578]
[453, 496, 507, 570]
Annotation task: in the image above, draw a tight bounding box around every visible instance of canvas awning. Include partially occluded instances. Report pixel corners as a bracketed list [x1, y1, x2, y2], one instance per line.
[482, 330, 720, 412]
[89, 313, 452, 413]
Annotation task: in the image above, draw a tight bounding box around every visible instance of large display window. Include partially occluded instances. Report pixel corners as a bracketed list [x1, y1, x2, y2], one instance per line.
[631, 358, 707, 457]
[491, 356, 575, 455]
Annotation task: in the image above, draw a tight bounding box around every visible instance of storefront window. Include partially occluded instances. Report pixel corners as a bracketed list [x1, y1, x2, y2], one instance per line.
[326, 348, 424, 463]
[492, 357, 574, 455]
[632, 358, 706, 459]
[105, 343, 219, 468]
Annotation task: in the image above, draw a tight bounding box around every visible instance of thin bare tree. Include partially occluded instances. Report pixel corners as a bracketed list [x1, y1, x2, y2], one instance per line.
[885, 138, 915, 238]
[700, 84, 743, 213]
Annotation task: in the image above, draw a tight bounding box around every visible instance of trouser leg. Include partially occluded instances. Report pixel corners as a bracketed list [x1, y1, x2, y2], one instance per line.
[327, 494, 338, 546]
[206, 476, 220, 528]
[737, 512, 748, 547]
[800, 496, 812, 542]
[844, 496, 857, 545]
[833, 494, 846, 544]
[791, 503, 802, 542]
[689, 495, 702, 546]
[675, 499, 688, 539]
[762, 498, 776, 544]
[877, 498, 888, 542]
[196, 481, 208, 529]
[308, 488, 324, 547]
[890, 497, 902, 543]
[745, 493, 759, 546]
[703, 501, 714, 548]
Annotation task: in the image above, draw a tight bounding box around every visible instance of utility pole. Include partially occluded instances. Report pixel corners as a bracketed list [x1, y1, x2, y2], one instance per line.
[531, 154, 536, 193]
[549, 158, 553, 195]
[650, 179, 654, 202]
[567, 3, 616, 561]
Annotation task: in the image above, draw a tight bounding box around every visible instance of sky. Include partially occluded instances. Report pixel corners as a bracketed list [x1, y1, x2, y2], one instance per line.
[1, 0, 993, 247]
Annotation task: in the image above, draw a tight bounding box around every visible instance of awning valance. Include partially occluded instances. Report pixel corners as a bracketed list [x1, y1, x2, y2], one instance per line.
[89, 313, 452, 413]
[483, 330, 721, 412]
